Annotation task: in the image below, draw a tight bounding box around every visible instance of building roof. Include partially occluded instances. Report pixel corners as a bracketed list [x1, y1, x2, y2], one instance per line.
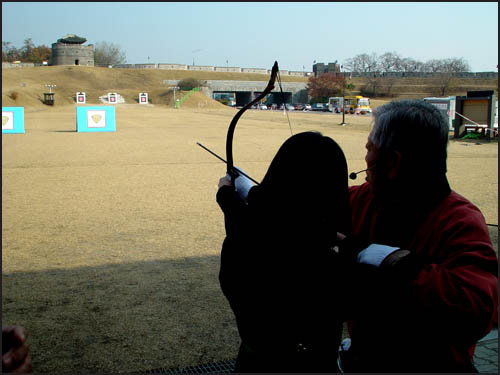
[57, 34, 87, 44]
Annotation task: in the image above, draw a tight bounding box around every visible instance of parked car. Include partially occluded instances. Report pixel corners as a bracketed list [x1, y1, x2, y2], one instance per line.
[294, 103, 305, 110]
[258, 104, 268, 110]
[304, 104, 312, 111]
[311, 103, 330, 112]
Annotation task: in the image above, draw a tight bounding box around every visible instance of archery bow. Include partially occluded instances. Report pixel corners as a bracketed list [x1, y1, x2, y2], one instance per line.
[226, 61, 280, 182]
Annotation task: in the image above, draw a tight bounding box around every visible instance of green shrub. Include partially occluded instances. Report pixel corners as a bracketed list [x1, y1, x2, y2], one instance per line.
[462, 131, 482, 140]
[177, 78, 200, 90]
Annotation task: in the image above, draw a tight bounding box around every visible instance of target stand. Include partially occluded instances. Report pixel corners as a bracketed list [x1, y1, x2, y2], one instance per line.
[76, 106, 116, 132]
[2, 107, 25, 134]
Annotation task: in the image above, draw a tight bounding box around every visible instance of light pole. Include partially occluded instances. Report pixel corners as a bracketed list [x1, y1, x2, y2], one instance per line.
[192, 49, 202, 66]
[45, 84, 56, 93]
[172, 86, 179, 108]
[340, 66, 346, 126]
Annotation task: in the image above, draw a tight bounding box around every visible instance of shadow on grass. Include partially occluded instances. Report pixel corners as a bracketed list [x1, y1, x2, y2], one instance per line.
[2, 256, 239, 374]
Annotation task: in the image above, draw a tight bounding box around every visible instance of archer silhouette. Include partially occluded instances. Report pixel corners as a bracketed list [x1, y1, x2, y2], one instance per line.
[216, 131, 350, 372]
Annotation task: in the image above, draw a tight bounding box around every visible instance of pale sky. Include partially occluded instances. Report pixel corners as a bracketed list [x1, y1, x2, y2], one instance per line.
[2, 2, 498, 72]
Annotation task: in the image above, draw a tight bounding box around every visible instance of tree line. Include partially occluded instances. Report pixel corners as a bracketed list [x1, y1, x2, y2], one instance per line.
[2, 39, 51, 63]
[343, 52, 470, 73]
[2, 38, 126, 65]
[307, 53, 475, 102]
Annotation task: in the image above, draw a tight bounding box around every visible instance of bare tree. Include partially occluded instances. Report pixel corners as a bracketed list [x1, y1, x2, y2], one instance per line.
[399, 57, 424, 73]
[21, 38, 34, 60]
[423, 59, 444, 73]
[342, 57, 356, 72]
[431, 58, 469, 96]
[2, 41, 13, 61]
[343, 53, 379, 72]
[364, 76, 383, 97]
[94, 41, 126, 66]
[379, 52, 401, 72]
[382, 76, 397, 96]
[434, 73, 457, 96]
[441, 57, 471, 72]
[343, 52, 471, 75]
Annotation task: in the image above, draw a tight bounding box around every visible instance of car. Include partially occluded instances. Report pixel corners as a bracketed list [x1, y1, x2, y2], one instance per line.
[311, 103, 330, 112]
[285, 103, 295, 111]
[294, 103, 305, 111]
[258, 104, 268, 110]
[311, 103, 325, 111]
[304, 104, 312, 111]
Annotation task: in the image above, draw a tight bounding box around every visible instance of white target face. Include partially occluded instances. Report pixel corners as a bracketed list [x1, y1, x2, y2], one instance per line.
[2, 111, 14, 130]
[77, 93, 86, 103]
[86, 110, 106, 128]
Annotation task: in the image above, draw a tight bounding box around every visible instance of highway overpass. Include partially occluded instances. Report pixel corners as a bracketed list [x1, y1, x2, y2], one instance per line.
[163, 79, 309, 105]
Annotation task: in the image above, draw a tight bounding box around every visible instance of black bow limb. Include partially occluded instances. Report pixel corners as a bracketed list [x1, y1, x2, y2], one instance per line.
[225, 61, 279, 182]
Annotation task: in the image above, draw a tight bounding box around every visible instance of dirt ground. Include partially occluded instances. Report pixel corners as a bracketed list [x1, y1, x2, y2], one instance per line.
[2, 104, 498, 373]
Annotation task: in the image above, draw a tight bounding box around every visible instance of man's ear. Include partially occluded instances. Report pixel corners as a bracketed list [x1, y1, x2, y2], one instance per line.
[386, 150, 402, 179]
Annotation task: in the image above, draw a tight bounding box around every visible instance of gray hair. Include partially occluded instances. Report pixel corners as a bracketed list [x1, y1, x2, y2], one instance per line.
[370, 99, 449, 174]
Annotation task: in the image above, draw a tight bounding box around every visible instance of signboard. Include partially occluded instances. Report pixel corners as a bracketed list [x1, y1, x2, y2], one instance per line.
[139, 92, 148, 104]
[108, 93, 117, 104]
[76, 106, 116, 132]
[76, 92, 86, 104]
[2, 107, 25, 134]
[424, 97, 456, 130]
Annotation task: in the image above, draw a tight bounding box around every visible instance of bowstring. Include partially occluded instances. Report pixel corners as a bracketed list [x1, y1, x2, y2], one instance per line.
[277, 69, 293, 136]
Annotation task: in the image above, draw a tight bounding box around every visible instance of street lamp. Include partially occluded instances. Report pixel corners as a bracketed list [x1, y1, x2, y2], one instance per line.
[172, 86, 179, 108]
[192, 49, 202, 66]
[44, 84, 56, 93]
[340, 66, 346, 126]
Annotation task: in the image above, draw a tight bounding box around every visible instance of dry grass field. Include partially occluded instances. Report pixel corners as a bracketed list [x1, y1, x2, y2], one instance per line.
[2, 67, 498, 373]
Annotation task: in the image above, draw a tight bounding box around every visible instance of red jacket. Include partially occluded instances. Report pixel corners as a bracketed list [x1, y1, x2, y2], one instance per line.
[346, 182, 498, 372]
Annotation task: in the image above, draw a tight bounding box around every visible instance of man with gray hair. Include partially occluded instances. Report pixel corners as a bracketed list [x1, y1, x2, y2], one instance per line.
[339, 99, 498, 372]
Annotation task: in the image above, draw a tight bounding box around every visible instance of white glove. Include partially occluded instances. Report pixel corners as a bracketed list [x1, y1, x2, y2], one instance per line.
[357, 244, 400, 267]
[339, 338, 351, 352]
[233, 167, 254, 201]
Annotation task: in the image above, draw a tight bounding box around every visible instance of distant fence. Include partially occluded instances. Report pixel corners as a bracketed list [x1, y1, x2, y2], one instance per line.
[2, 62, 35, 68]
[349, 71, 498, 79]
[3, 61, 497, 79]
[113, 63, 310, 77]
[107, 64, 500, 79]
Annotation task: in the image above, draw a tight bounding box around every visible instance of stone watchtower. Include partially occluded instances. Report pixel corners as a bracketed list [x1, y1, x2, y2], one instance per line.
[50, 34, 94, 66]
